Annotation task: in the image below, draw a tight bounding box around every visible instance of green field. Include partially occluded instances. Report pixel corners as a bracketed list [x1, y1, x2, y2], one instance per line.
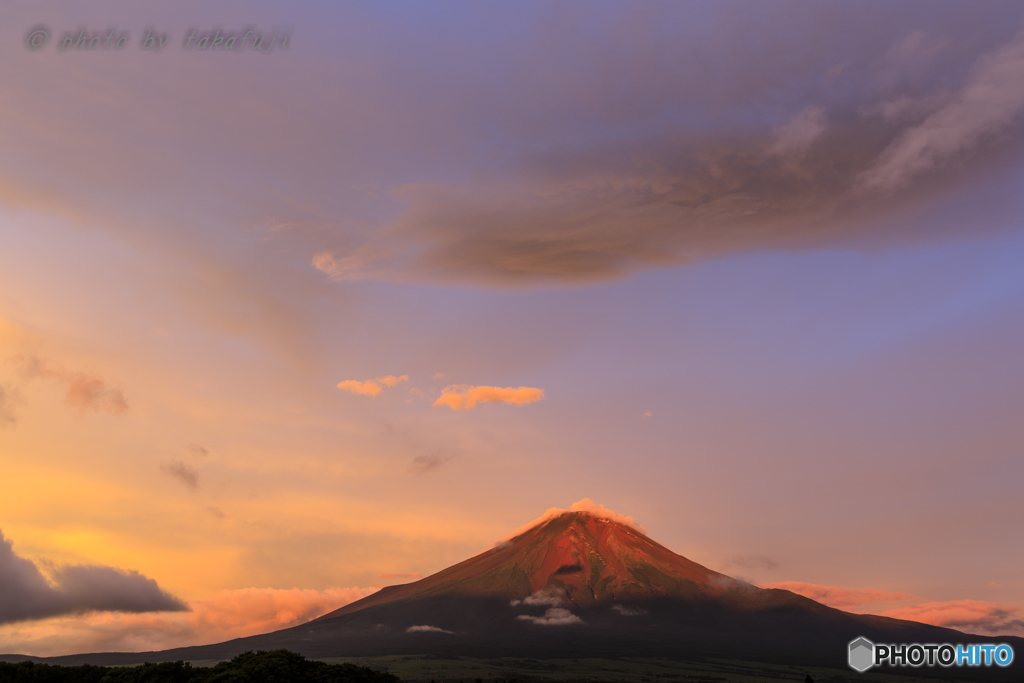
[311, 655, 959, 683]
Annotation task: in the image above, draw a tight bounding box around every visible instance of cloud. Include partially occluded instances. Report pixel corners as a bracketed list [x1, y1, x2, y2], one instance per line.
[0, 528, 187, 625]
[0, 585, 376, 656]
[764, 582, 1024, 636]
[187, 443, 209, 457]
[378, 572, 422, 582]
[989, 581, 1003, 588]
[516, 607, 583, 626]
[769, 106, 827, 155]
[160, 461, 200, 490]
[642, 411, 652, 420]
[568, 498, 647, 532]
[3, 5, 1024, 299]
[0, 384, 17, 427]
[859, 32, 1024, 191]
[432, 372, 449, 380]
[611, 604, 646, 617]
[336, 374, 409, 397]
[407, 624, 454, 634]
[511, 588, 566, 608]
[762, 581, 917, 610]
[407, 453, 452, 475]
[14, 355, 128, 415]
[432, 384, 544, 410]
[309, 29, 1024, 288]
[499, 498, 647, 544]
[880, 600, 1024, 636]
[708, 574, 758, 593]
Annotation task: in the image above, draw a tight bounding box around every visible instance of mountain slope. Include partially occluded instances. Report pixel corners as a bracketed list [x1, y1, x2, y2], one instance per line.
[320, 510, 735, 620]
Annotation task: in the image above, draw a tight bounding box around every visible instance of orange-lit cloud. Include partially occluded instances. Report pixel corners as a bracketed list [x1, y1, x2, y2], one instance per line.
[336, 374, 409, 397]
[567, 499, 647, 532]
[881, 600, 1024, 635]
[500, 499, 648, 543]
[0, 586, 376, 657]
[432, 384, 544, 410]
[13, 355, 128, 415]
[762, 581, 917, 610]
[761, 583, 1024, 636]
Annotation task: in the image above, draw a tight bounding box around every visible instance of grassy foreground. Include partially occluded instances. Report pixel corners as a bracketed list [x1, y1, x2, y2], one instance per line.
[0, 652, 997, 683]
[317, 655, 971, 683]
[0, 649, 401, 683]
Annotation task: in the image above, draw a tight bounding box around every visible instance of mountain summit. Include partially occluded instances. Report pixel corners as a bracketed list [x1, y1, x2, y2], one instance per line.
[321, 509, 742, 621]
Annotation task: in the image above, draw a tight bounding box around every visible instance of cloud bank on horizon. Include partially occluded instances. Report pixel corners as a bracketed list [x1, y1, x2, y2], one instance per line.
[764, 581, 1024, 637]
[0, 585, 375, 657]
[0, 529, 186, 625]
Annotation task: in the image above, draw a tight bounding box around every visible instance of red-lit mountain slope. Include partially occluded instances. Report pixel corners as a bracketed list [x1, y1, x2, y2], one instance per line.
[321, 510, 741, 619]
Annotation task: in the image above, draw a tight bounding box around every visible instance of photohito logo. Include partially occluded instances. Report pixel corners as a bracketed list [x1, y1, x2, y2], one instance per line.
[849, 637, 1014, 672]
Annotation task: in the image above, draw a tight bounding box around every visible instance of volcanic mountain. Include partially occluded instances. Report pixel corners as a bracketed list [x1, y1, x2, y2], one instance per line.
[321, 508, 738, 617]
[9, 509, 1022, 679]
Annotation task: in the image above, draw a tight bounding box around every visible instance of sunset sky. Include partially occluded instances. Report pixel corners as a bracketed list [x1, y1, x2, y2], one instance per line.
[2, 0, 1024, 656]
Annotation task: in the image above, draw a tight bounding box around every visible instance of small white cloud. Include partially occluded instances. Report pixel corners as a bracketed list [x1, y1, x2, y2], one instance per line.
[516, 608, 583, 626]
[514, 588, 566, 607]
[406, 624, 454, 634]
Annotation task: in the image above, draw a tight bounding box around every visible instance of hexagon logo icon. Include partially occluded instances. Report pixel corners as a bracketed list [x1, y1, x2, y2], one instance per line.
[848, 637, 875, 672]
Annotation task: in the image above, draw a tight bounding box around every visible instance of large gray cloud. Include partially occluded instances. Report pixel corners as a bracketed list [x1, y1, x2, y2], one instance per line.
[0, 529, 188, 624]
[3, 1, 1024, 293]
[316, 27, 1024, 286]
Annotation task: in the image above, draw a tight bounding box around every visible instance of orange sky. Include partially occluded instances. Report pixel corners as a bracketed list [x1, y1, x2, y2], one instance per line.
[1, 0, 1023, 656]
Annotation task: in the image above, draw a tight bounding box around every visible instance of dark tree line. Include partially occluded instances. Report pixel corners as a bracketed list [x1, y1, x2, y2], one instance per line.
[0, 650, 402, 683]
